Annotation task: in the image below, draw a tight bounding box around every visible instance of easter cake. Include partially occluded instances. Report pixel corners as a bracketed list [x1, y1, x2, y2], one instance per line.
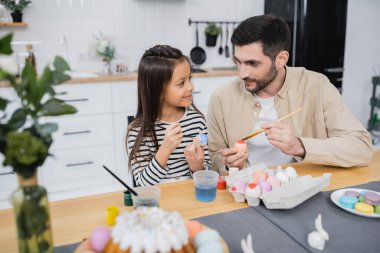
[97, 207, 226, 253]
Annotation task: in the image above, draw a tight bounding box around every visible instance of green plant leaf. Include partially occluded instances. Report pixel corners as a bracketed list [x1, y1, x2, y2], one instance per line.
[36, 123, 58, 138]
[41, 99, 77, 116]
[8, 108, 26, 129]
[53, 56, 70, 72]
[51, 70, 71, 86]
[21, 62, 38, 105]
[0, 97, 9, 110]
[38, 239, 50, 252]
[0, 33, 13, 55]
[38, 66, 54, 95]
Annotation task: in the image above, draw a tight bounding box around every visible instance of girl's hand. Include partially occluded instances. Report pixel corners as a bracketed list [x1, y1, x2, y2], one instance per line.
[184, 137, 204, 172]
[161, 122, 183, 153]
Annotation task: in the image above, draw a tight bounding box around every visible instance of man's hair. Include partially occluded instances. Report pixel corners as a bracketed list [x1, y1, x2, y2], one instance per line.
[231, 14, 291, 61]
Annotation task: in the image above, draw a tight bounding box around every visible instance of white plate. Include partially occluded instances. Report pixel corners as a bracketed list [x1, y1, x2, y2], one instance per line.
[330, 188, 380, 218]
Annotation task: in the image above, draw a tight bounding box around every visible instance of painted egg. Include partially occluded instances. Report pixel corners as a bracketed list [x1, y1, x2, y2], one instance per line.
[267, 176, 281, 188]
[259, 181, 272, 192]
[230, 179, 245, 192]
[285, 166, 298, 179]
[234, 140, 248, 153]
[194, 230, 221, 248]
[253, 170, 268, 184]
[276, 171, 289, 184]
[186, 220, 204, 240]
[228, 167, 240, 176]
[197, 133, 208, 145]
[197, 241, 224, 253]
[91, 227, 110, 252]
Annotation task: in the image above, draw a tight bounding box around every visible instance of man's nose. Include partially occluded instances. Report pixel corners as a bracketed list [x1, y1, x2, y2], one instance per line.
[238, 64, 250, 80]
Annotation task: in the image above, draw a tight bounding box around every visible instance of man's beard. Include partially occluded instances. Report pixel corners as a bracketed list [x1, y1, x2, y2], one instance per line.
[244, 62, 278, 95]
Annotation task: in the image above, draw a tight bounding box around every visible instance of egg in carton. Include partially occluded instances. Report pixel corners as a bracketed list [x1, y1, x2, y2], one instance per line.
[226, 164, 332, 209]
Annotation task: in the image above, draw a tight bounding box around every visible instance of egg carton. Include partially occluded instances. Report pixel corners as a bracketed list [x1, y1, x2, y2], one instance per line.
[225, 165, 331, 209]
[261, 173, 331, 209]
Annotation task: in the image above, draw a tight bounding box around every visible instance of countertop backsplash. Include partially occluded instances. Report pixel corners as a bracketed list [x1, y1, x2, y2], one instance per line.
[0, 0, 264, 74]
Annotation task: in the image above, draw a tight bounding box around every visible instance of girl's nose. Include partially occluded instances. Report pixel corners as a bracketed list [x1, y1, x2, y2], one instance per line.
[187, 79, 194, 91]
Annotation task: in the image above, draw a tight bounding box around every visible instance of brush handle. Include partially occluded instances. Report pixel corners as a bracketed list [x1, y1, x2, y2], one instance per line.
[241, 108, 303, 141]
[102, 165, 138, 196]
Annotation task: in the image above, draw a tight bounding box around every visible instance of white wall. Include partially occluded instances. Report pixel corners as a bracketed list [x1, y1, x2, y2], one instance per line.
[0, 0, 264, 73]
[342, 0, 380, 126]
[2, 0, 380, 125]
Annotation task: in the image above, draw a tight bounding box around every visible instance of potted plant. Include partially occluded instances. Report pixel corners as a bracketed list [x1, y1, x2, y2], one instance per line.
[0, 33, 77, 253]
[0, 0, 31, 23]
[94, 32, 116, 74]
[204, 22, 221, 47]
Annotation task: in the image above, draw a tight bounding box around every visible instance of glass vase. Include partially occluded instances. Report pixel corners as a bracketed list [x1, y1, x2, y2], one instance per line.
[102, 60, 112, 74]
[10, 174, 54, 253]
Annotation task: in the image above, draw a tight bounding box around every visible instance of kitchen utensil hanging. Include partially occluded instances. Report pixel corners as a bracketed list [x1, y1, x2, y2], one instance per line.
[190, 22, 206, 65]
[225, 23, 230, 58]
[218, 22, 224, 55]
[232, 23, 237, 57]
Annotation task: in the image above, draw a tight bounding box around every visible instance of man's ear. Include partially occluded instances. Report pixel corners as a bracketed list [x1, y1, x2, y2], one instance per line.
[276, 50, 289, 68]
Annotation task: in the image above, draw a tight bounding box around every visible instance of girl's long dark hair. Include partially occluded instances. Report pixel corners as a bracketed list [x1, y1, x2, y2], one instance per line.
[126, 45, 194, 167]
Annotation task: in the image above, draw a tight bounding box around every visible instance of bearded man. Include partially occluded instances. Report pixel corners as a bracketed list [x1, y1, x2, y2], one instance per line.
[207, 14, 373, 174]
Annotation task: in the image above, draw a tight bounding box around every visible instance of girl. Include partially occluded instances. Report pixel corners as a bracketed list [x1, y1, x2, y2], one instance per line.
[126, 45, 210, 186]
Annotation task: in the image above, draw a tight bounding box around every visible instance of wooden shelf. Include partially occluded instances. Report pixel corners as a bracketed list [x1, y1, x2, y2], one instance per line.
[0, 22, 27, 27]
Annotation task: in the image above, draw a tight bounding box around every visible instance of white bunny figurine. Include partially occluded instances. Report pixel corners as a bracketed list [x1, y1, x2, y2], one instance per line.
[307, 213, 329, 250]
[241, 234, 255, 253]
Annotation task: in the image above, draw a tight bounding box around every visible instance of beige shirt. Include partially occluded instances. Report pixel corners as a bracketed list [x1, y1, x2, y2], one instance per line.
[207, 67, 373, 174]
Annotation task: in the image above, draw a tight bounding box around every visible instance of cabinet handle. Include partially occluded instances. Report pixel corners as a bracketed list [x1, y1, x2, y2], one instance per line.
[63, 130, 91, 135]
[63, 98, 89, 102]
[66, 161, 94, 167]
[0, 171, 15, 176]
[193, 91, 201, 94]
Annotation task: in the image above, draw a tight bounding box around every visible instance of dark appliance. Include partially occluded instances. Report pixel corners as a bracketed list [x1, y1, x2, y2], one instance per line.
[265, 0, 347, 92]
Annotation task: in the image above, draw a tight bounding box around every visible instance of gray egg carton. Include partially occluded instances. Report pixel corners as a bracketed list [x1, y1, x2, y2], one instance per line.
[261, 173, 331, 209]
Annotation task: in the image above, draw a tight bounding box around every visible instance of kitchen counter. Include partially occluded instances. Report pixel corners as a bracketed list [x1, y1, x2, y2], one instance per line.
[64, 69, 238, 84]
[1, 150, 380, 252]
[0, 69, 238, 87]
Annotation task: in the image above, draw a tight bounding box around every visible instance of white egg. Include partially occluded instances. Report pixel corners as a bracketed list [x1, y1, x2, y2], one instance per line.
[285, 166, 298, 179]
[194, 230, 220, 248]
[276, 171, 289, 184]
[229, 167, 239, 176]
[197, 242, 224, 253]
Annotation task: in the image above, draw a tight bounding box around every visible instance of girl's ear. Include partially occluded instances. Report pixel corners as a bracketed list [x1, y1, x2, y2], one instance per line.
[276, 50, 289, 68]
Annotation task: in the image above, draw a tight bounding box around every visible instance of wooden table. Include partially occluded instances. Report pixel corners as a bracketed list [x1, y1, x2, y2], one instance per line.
[1, 150, 380, 253]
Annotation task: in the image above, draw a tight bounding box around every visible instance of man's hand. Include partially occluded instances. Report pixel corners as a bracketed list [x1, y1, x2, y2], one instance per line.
[262, 121, 306, 157]
[221, 147, 248, 169]
[184, 137, 204, 172]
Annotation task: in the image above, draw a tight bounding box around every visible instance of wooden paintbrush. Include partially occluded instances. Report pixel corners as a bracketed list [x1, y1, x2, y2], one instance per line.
[240, 108, 303, 141]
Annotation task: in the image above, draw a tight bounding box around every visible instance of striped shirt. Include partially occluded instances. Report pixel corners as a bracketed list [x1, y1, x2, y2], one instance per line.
[127, 106, 211, 186]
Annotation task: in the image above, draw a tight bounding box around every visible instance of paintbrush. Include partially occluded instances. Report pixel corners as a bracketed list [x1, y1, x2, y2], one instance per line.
[240, 108, 303, 141]
[102, 165, 138, 196]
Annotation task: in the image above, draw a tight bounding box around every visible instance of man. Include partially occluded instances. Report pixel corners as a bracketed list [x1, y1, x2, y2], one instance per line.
[207, 14, 373, 175]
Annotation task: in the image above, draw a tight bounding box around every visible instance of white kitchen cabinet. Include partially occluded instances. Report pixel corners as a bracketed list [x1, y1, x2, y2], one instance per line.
[40, 145, 116, 193]
[0, 75, 237, 209]
[111, 81, 138, 113]
[48, 114, 114, 150]
[111, 81, 138, 186]
[55, 83, 112, 115]
[193, 76, 237, 115]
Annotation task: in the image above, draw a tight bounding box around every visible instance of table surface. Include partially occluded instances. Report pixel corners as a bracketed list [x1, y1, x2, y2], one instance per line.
[1, 150, 380, 252]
